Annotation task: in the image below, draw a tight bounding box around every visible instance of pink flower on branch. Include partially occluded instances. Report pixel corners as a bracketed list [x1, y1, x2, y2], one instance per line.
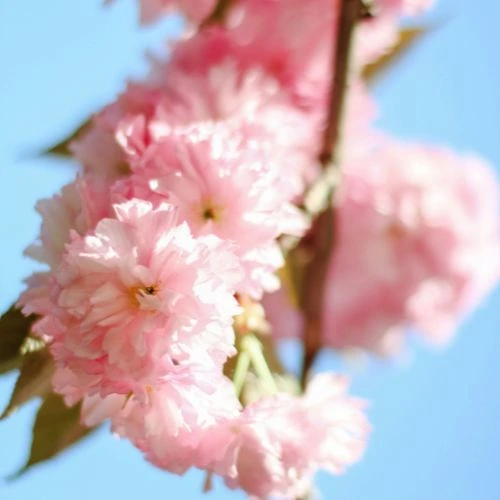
[119, 122, 308, 298]
[84, 363, 241, 475]
[29, 199, 242, 402]
[265, 142, 499, 355]
[12, 0, 498, 496]
[19, 176, 111, 317]
[206, 373, 369, 498]
[105, 0, 217, 25]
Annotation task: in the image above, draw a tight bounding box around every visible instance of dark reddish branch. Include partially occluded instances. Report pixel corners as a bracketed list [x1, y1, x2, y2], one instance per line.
[202, 0, 233, 26]
[300, 0, 365, 388]
[319, 0, 367, 166]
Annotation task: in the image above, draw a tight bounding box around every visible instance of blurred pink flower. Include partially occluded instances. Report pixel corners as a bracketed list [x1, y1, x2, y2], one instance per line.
[106, 0, 216, 25]
[171, 7, 333, 113]
[70, 83, 165, 181]
[376, 0, 434, 15]
[140, 0, 216, 24]
[265, 142, 499, 355]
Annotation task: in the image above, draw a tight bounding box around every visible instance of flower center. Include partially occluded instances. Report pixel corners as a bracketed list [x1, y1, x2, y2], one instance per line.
[139, 285, 158, 297]
[201, 202, 223, 222]
[203, 207, 217, 220]
[129, 284, 159, 308]
[386, 222, 406, 240]
[116, 162, 132, 176]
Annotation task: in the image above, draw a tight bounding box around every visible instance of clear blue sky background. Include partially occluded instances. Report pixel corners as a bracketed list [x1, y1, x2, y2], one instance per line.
[0, 1, 499, 499]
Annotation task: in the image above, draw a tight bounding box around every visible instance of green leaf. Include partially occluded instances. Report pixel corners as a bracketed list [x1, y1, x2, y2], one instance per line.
[362, 27, 427, 83]
[0, 307, 36, 374]
[13, 394, 96, 478]
[277, 257, 301, 311]
[278, 242, 314, 312]
[1, 349, 54, 419]
[44, 119, 90, 157]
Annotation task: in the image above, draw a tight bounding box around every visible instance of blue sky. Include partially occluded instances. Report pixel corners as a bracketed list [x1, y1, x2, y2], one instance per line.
[0, 0, 498, 499]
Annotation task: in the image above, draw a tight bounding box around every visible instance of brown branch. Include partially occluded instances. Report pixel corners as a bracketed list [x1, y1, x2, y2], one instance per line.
[299, 0, 365, 389]
[320, 0, 366, 166]
[200, 0, 233, 27]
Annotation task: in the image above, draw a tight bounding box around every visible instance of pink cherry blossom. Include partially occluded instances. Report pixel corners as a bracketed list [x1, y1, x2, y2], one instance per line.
[170, 8, 334, 112]
[265, 142, 499, 355]
[85, 47, 321, 197]
[108, 365, 241, 474]
[69, 121, 128, 182]
[353, 0, 434, 67]
[150, 55, 320, 171]
[123, 123, 308, 298]
[106, 0, 216, 25]
[207, 373, 369, 498]
[19, 176, 110, 317]
[168, 0, 429, 112]
[72, 52, 319, 199]
[70, 83, 165, 182]
[15, 0, 496, 496]
[24, 178, 109, 270]
[32, 199, 242, 402]
[139, 0, 216, 25]
[376, 0, 434, 15]
[354, 14, 401, 68]
[331, 142, 499, 349]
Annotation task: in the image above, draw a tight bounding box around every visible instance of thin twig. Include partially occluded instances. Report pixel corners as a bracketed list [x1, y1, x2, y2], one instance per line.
[319, 0, 364, 166]
[299, 0, 365, 389]
[200, 0, 233, 27]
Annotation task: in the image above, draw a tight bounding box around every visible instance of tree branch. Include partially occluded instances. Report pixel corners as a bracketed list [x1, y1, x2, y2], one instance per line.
[201, 0, 233, 27]
[299, 0, 365, 389]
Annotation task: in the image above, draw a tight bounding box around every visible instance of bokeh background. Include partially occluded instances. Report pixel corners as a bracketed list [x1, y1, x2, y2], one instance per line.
[0, 0, 499, 498]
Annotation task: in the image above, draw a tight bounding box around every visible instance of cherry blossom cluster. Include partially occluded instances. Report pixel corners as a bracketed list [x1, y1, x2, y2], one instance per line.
[17, 0, 498, 497]
[264, 140, 499, 356]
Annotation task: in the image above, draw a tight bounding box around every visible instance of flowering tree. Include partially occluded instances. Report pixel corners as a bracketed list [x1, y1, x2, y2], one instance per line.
[1, 0, 498, 498]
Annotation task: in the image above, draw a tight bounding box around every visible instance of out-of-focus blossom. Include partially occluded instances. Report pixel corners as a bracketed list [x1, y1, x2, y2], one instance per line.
[354, 0, 434, 68]
[106, 0, 216, 25]
[70, 83, 165, 182]
[376, 0, 434, 15]
[265, 142, 499, 355]
[140, 0, 215, 24]
[171, 7, 333, 113]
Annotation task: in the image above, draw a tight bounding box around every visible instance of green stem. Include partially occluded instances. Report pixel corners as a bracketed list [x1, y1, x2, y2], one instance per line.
[232, 350, 251, 397]
[241, 334, 279, 394]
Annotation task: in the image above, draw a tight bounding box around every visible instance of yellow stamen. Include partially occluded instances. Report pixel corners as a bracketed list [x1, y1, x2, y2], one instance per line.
[128, 284, 159, 307]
